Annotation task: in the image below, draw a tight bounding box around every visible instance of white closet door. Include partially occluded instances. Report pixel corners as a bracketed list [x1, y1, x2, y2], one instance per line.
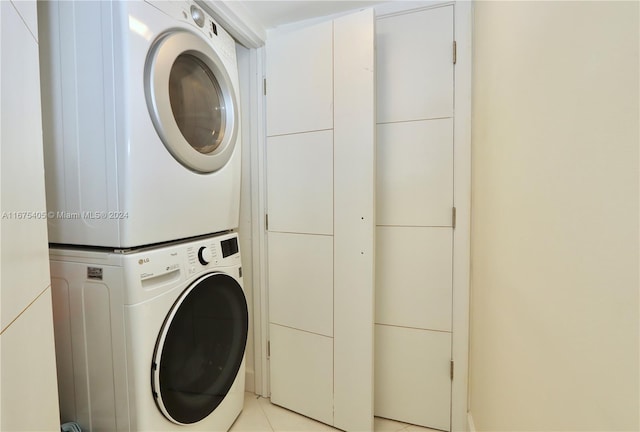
[375, 5, 455, 431]
[266, 9, 375, 432]
[269, 324, 334, 425]
[266, 21, 333, 136]
[375, 325, 452, 431]
[266, 130, 333, 235]
[333, 11, 376, 430]
[376, 5, 454, 123]
[376, 226, 452, 332]
[0, 0, 50, 332]
[376, 118, 453, 227]
[268, 232, 333, 337]
[266, 19, 335, 426]
[1, 5, 59, 431]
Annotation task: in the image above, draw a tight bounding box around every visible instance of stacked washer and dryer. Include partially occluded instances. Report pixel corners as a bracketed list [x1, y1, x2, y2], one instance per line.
[39, 1, 247, 431]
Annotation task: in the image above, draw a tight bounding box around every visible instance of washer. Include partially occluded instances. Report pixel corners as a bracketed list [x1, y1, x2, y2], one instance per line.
[50, 232, 248, 431]
[39, 0, 242, 248]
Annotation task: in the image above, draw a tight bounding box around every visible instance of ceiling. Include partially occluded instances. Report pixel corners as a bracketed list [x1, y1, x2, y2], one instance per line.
[235, 1, 383, 30]
[200, 0, 388, 48]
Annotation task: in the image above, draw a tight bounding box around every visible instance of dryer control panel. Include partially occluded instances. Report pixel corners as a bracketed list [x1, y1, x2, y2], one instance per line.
[145, 0, 237, 62]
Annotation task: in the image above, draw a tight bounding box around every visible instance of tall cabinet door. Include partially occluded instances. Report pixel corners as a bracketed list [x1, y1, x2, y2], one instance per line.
[375, 4, 455, 431]
[265, 9, 375, 432]
[1, 1, 61, 431]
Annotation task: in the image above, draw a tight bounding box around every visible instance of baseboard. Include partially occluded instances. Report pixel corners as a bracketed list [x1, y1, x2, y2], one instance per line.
[245, 368, 255, 393]
[467, 412, 476, 432]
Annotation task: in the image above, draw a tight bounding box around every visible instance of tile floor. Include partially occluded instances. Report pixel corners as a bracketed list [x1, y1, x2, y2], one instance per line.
[230, 392, 439, 432]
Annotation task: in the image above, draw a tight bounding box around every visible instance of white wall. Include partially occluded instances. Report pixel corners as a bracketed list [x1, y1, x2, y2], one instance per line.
[0, 1, 60, 430]
[470, 1, 639, 430]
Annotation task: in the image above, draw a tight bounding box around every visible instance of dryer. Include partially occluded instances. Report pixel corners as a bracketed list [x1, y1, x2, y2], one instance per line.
[50, 232, 248, 431]
[38, 0, 242, 248]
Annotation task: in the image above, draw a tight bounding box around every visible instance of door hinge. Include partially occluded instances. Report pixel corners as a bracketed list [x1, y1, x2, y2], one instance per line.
[453, 41, 457, 64]
[267, 340, 271, 358]
[452, 207, 457, 229]
[265, 213, 269, 230]
[263, 78, 267, 95]
[450, 360, 454, 380]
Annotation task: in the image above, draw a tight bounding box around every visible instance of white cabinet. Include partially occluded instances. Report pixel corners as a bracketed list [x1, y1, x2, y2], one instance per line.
[268, 232, 334, 337]
[376, 118, 454, 227]
[0, 2, 59, 430]
[375, 324, 452, 431]
[266, 130, 333, 235]
[204, 2, 471, 430]
[266, 9, 375, 432]
[376, 226, 453, 332]
[0, 0, 50, 331]
[266, 20, 333, 136]
[1, 290, 60, 431]
[269, 324, 334, 425]
[374, 5, 456, 430]
[376, 5, 454, 123]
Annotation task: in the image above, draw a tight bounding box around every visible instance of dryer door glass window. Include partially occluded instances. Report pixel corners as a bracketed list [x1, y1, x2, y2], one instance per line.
[169, 54, 226, 155]
[152, 273, 248, 425]
[145, 30, 238, 173]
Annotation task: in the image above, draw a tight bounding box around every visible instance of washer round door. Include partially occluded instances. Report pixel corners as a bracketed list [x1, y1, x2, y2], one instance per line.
[152, 272, 248, 425]
[145, 30, 238, 173]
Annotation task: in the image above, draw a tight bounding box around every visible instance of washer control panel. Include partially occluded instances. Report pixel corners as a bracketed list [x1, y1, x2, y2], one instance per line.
[129, 232, 240, 290]
[188, 242, 218, 273]
[185, 234, 240, 276]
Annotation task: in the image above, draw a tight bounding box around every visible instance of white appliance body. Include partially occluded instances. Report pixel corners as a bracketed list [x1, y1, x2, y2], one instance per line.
[39, 0, 242, 248]
[50, 232, 247, 431]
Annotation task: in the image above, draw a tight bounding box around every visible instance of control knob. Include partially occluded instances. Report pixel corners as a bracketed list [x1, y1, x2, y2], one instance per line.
[190, 5, 205, 27]
[198, 246, 212, 265]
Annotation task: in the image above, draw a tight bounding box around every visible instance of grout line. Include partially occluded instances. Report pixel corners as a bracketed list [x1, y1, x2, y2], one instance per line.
[8, 0, 38, 44]
[374, 322, 452, 334]
[266, 128, 333, 139]
[376, 116, 453, 126]
[254, 393, 276, 432]
[270, 322, 333, 339]
[376, 225, 452, 229]
[375, 416, 416, 432]
[268, 230, 334, 238]
[0, 285, 51, 335]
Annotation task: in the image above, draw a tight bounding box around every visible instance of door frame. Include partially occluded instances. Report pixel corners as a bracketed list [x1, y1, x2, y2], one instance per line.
[450, 3, 473, 431]
[224, 1, 472, 430]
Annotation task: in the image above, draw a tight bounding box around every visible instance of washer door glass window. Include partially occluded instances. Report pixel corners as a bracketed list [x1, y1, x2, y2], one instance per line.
[146, 30, 238, 173]
[152, 273, 248, 425]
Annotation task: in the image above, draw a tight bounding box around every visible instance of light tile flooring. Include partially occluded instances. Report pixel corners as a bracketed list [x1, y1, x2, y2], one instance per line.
[230, 392, 439, 432]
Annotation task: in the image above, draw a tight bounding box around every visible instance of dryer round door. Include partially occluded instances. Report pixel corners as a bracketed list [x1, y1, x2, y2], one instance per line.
[152, 272, 248, 425]
[145, 30, 239, 173]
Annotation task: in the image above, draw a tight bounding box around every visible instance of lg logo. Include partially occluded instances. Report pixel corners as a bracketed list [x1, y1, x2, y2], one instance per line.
[138, 258, 150, 265]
